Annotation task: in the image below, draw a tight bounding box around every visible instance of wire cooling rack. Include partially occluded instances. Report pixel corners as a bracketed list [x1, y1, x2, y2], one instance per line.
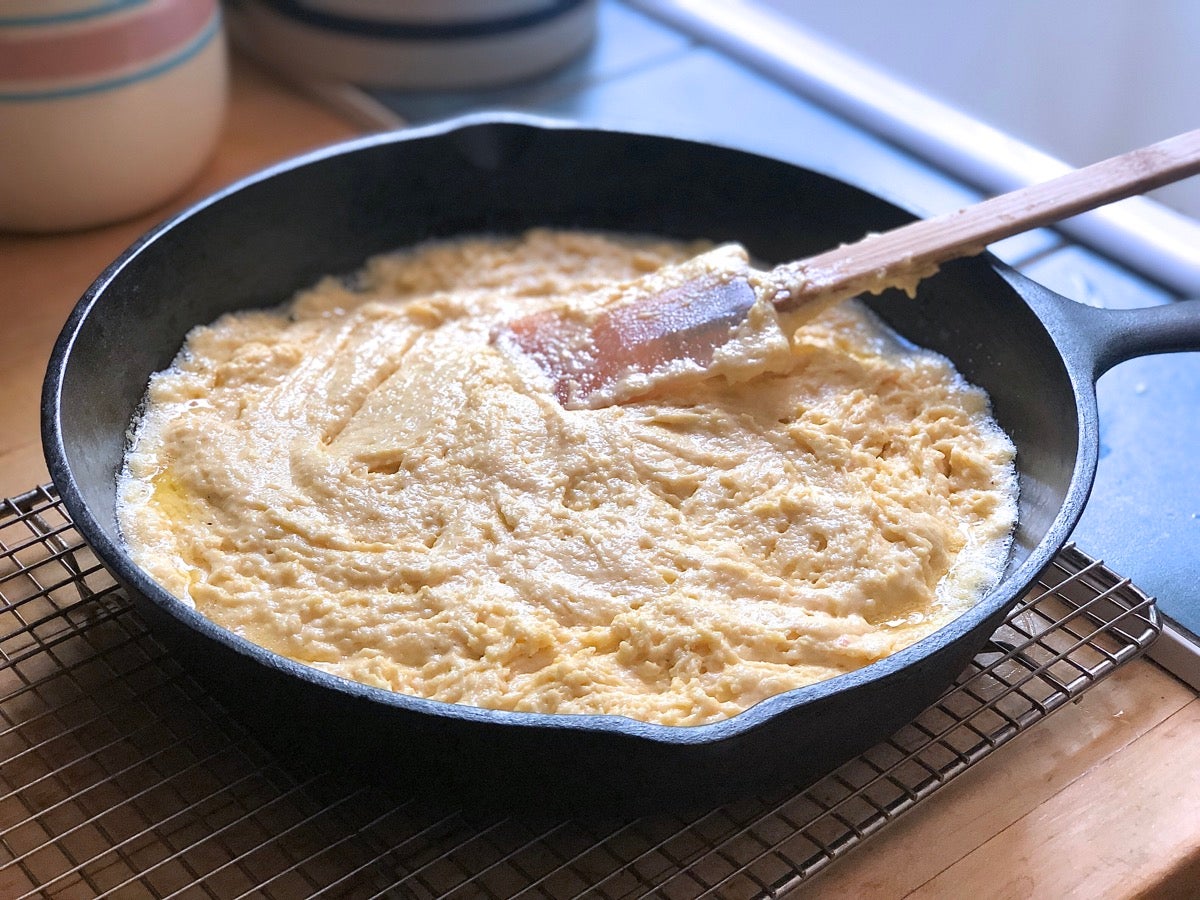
[0, 484, 1159, 899]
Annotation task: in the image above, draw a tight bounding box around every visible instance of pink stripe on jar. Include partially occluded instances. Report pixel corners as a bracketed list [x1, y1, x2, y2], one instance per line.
[0, 0, 216, 82]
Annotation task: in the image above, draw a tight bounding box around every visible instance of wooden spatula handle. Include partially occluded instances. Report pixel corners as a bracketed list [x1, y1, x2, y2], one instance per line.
[774, 128, 1200, 311]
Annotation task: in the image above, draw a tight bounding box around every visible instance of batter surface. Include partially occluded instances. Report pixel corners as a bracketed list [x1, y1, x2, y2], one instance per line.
[118, 229, 1018, 726]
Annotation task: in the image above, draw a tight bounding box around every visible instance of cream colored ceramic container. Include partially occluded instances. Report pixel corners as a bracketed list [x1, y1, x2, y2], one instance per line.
[226, 0, 597, 90]
[0, 0, 228, 232]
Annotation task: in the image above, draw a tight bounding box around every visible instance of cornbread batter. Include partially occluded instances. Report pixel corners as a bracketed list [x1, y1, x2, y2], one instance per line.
[118, 230, 1018, 726]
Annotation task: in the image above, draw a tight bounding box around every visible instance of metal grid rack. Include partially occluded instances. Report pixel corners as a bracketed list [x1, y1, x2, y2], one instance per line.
[0, 484, 1159, 899]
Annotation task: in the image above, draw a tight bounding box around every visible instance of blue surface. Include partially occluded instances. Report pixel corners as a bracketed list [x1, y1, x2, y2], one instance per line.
[369, 1, 693, 125]
[1023, 248, 1200, 639]
[368, 0, 1199, 643]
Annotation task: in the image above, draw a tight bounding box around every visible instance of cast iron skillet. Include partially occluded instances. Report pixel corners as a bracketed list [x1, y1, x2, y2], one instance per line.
[41, 116, 1200, 813]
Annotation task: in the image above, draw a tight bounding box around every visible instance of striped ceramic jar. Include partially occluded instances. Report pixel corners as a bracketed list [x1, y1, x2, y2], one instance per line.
[0, 0, 227, 232]
[225, 0, 597, 90]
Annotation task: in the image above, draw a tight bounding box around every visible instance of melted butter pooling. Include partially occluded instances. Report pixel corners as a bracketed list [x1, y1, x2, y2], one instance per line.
[118, 229, 1018, 726]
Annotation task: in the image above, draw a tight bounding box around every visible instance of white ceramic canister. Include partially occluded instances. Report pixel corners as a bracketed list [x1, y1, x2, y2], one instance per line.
[225, 0, 597, 91]
[0, 0, 228, 232]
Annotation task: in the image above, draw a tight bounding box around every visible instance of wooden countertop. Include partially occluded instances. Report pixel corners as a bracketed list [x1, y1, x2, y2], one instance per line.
[2, 59, 1198, 899]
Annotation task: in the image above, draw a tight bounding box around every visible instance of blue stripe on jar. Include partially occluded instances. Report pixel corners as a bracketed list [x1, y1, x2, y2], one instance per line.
[0, 10, 219, 103]
[251, 0, 592, 40]
[0, 0, 149, 29]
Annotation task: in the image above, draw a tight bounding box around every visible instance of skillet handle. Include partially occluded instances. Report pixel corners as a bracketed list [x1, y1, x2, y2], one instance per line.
[1051, 296, 1200, 380]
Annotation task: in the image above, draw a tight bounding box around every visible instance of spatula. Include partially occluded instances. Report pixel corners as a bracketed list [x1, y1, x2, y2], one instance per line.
[493, 128, 1200, 408]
